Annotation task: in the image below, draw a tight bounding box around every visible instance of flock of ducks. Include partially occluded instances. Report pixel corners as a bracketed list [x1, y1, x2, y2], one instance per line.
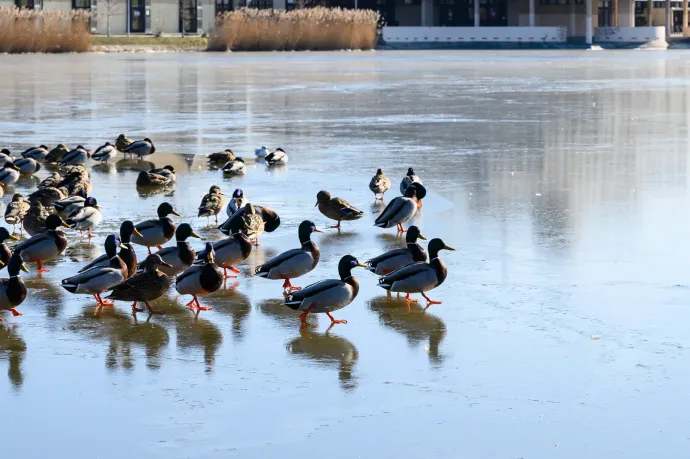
[0, 137, 454, 326]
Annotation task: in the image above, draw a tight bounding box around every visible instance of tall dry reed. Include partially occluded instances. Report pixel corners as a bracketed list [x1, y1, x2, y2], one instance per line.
[208, 7, 379, 52]
[0, 7, 92, 53]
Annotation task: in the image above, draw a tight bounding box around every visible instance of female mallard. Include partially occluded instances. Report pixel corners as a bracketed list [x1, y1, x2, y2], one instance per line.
[400, 167, 424, 208]
[115, 134, 133, 152]
[0, 149, 14, 167]
[66, 197, 103, 239]
[21, 145, 48, 162]
[226, 188, 247, 217]
[265, 147, 288, 165]
[0, 162, 20, 186]
[0, 252, 29, 320]
[28, 186, 69, 208]
[131, 202, 181, 254]
[369, 168, 391, 201]
[195, 232, 252, 279]
[139, 223, 200, 277]
[0, 228, 19, 270]
[54, 189, 87, 217]
[198, 185, 225, 225]
[105, 253, 172, 315]
[374, 183, 426, 233]
[377, 238, 454, 305]
[241, 203, 264, 245]
[366, 225, 427, 275]
[208, 149, 235, 167]
[176, 242, 223, 312]
[4, 193, 29, 232]
[45, 144, 70, 163]
[15, 214, 70, 272]
[38, 172, 62, 190]
[284, 255, 367, 325]
[14, 158, 40, 175]
[255, 146, 270, 158]
[78, 220, 142, 278]
[136, 170, 172, 187]
[254, 220, 322, 292]
[59, 146, 90, 167]
[222, 158, 246, 176]
[316, 190, 364, 230]
[150, 165, 176, 182]
[92, 142, 118, 163]
[23, 201, 49, 237]
[219, 204, 280, 236]
[61, 234, 128, 306]
[123, 138, 155, 159]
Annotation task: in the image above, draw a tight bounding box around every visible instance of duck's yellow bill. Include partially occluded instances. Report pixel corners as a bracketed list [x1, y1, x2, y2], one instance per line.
[191, 231, 201, 239]
[61, 220, 70, 228]
[119, 243, 128, 250]
[313, 227, 324, 233]
[357, 262, 368, 268]
[133, 228, 143, 238]
[20, 263, 29, 273]
[8, 234, 19, 241]
[444, 245, 456, 251]
[418, 234, 427, 240]
[171, 210, 181, 217]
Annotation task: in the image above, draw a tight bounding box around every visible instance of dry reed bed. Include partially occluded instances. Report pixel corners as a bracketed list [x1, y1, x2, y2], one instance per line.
[208, 7, 380, 52]
[0, 7, 91, 53]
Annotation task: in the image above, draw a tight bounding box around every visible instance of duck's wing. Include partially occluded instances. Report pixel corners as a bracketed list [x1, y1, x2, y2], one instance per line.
[136, 219, 161, 232]
[367, 248, 408, 265]
[331, 197, 363, 216]
[379, 263, 437, 292]
[284, 278, 344, 305]
[379, 262, 431, 284]
[375, 197, 406, 225]
[78, 253, 108, 273]
[63, 266, 118, 286]
[15, 233, 49, 252]
[254, 248, 305, 276]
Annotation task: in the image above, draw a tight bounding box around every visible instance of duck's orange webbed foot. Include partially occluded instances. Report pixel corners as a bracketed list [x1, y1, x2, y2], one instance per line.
[326, 312, 347, 324]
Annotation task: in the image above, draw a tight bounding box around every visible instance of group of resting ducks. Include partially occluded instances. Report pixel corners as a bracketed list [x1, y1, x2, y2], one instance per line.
[0, 137, 454, 326]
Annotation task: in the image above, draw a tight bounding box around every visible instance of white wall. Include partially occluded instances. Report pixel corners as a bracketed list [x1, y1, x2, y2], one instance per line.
[94, 0, 128, 35]
[594, 25, 666, 41]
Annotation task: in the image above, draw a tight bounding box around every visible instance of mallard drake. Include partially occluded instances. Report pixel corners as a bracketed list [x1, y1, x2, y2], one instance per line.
[61, 234, 128, 306]
[138, 223, 200, 277]
[219, 204, 280, 236]
[13, 158, 40, 175]
[54, 189, 87, 217]
[150, 165, 176, 182]
[0, 228, 19, 270]
[66, 197, 102, 239]
[4, 194, 29, 232]
[44, 144, 70, 163]
[284, 255, 367, 325]
[23, 201, 49, 237]
[21, 145, 48, 162]
[105, 253, 172, 315]
[377, 238, 454, 305]
[28, 186, 69, 207]
[131, 202, 181, 254]
[197, 185, 225, 225]
[255, 146, 270, 158]
[176, 242, 223, 312]
[208, 149, 236, 167]
[226, 188, 247, 217]
[195, 232, 252, 279]
[265, 147, 288, 165]
[0, 252, 29, 320]
[136, 170, 172, 187]
[374, 183, 426, 233]
[369, 168, 391, 201]
[92, 142, 118, 163]
[366, 225, 427, 275]
[0, 162, 20, 186]
[400, 167, 424, 208]
[38, 172, 62, 190]
[79, 220, 142, 278]
[123, 138, 155, 158]
[0, 149, 14, 167]
[241, 203, 264, 245]
[115, 134, 133, 152]
[254, 220, 322, 292]
[316, 190, 364, 229]
[59, 146, 90, 167]
[15, 214, 69, 272]
[222, 158, 246, 176]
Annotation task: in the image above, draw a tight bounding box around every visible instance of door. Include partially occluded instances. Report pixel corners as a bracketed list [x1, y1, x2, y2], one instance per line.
[480, 0, 507, 26]
[439, 0, 474, 26]
[130, 0, 146, 33]
[180, 0, 197, 34]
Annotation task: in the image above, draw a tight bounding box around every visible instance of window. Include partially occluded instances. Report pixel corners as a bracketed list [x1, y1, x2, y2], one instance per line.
[15, 0, 35, 8]
[598, 0, 610, 26]
[539, 0, 583, 4]
[73, 0, 90, 8]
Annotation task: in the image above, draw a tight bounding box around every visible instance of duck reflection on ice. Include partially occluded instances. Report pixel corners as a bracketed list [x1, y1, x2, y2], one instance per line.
[91, 162, 116, 176]
[258, 297, 320, 328]
[136, 182, 176, 199]
[171, 305, 223, 374]
[23, 275, 65, 319]
[115, 159, 155, 173]
[204, 283, 251, 343]
[0, 324, 26, 389]
[286, 326, 359, 391]
[368, 296, 446, 367]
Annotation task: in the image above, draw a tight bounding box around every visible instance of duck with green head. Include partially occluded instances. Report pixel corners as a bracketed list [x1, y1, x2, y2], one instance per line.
[176, 242, 223, 313]
[15, 214, 69, 272]
[366, 225, 427, 275]
[0, 228, 19, 270]
[131, 202, 181, 254]
[78, 220, 143, 278]
[374, 182, 426, 233]
[0, 251, 29, 321]
[138, 223, 200, 277]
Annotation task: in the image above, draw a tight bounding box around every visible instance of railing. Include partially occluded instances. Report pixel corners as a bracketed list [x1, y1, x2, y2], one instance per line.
[382, 26, 568, 43]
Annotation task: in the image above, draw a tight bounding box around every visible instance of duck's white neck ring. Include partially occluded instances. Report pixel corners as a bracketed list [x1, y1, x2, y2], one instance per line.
[343, 275, 352, 281]
[430, 257, 439, 262]
[407, 242, 417, 245]
[10, 275, 18, 279]
[110, 255, 119, 261]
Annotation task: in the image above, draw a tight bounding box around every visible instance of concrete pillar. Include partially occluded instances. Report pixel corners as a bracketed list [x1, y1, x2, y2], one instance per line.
[613, 0, 618, 26]
[586, 0, 592, 44]
[474, 0, 480, 26]
[421, 0, 433, 26]
[684, 0, 689, 36]
[648, 0, 653, 25]
[529, 0, 535, 26]
[666, 0, 671, 37]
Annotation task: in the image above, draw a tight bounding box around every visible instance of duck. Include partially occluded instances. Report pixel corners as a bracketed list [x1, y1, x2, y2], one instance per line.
[66, 197, 102, 239]
[366, 225, 427, 275]
[254, 220, 322, 292]
[240, 203, 264, 245]
[197, 185, 225, 225]
[208, 149, 235, 167]
[0, 252, 29, 320]
[284, 255, 367, 325]
[226, 188, 247, 217]
[136, 171, 169, 187]
[265, 147, 288, 165]
[316, 190, 364, 230]
[0, 162, 20, 187]
[45, 144, 70, 163]
[28, 186, 69, 207]
[176, 242, 223, 312]
[21, 145, 48, 162]
[222, 158, 246, 176]
[105, 253, 173, 315]
[131, 202, 181, 254]
[115, 134, 133, 152]
[92, 142, 118, 163]
[57, 165, 90, 194]
[138, 223, 200, 277]
[150, 165, 176, 182]
[255, 146, 270, 158]
[0, 149, 14, 167]
[38, 172, 62, 189]
[78, 220, 142, 278]
[400, 167, 424, 208]
[59, 145, 90, 167]
[123, 138, 155, 158]
[0, 228, 19, 270]
[54, 189, 87, 217]
[195, 232, 252, 279]
[369, 168, 391, 201]
[15, 214, 70, 272]
[14, 158, 41, 175]
[4, 194, 29, 232]
[61, 234, 128, 307]
[374, 183, 426, 233]
[219, 204, 280, 236]
[378, 238, 454, 306]
[23, 201, 49, 237]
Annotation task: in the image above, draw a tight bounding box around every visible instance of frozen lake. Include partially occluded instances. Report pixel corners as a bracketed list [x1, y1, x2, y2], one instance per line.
[1, 50, 690, 458]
